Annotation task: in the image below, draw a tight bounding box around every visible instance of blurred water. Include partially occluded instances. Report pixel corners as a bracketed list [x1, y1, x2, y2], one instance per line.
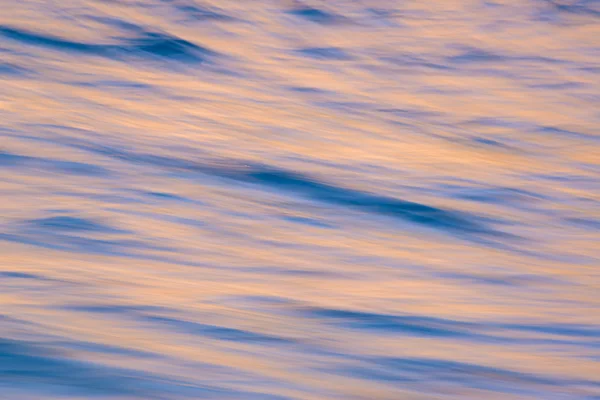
[1, 1, 599, 399]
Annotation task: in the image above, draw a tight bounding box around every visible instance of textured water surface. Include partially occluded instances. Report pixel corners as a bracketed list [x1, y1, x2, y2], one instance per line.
[1, 1, 599, 399]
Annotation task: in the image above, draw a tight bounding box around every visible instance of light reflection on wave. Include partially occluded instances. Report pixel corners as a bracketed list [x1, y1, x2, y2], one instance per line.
[1, 0, 599, 399]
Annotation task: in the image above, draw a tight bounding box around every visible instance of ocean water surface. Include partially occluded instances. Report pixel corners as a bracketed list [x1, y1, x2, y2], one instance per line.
[1, 1, 599, 399]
